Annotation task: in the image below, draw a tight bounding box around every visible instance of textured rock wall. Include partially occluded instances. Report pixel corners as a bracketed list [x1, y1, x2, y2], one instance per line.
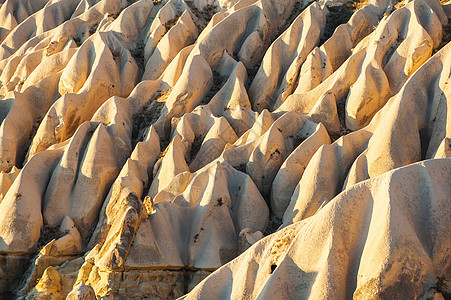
[0, 0, 449, 298]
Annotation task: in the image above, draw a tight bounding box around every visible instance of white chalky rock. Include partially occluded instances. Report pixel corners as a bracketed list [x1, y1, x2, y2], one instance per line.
[284, 41, 451, 226]
[0, 0, 449, 297]
[182, 159, 451, 299]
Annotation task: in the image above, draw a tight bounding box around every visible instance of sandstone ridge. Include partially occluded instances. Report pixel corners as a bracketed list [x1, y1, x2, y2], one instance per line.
[0, 0, 449, 298]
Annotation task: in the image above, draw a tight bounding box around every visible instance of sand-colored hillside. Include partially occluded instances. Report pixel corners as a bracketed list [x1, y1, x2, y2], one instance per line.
[0, 0, 449, 299]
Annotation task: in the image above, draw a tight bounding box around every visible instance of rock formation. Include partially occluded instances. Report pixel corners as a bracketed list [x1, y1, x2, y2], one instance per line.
[0, 0, 449, 298]
[183, 159, 451, 299]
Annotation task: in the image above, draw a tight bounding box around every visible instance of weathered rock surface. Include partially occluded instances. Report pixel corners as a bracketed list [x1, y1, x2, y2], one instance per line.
[183, 159, 451, 299]
[0, 0, 449, 298]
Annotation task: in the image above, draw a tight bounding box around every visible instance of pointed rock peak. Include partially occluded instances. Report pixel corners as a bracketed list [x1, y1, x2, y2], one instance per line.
[246, 109, 275, 143]
[148, 134, 189, 198]
[35, 266, 61, 294]
[66, 281, 96, 300]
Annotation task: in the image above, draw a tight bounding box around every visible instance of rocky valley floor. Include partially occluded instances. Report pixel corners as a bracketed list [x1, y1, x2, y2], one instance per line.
[0, 0, 450, 298]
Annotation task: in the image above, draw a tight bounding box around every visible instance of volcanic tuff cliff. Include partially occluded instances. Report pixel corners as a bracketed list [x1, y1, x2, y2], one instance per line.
[0, 0, 449, 298]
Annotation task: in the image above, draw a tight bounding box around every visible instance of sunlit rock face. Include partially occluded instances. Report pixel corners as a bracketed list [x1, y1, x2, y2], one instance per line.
[0, 0, 449, 298]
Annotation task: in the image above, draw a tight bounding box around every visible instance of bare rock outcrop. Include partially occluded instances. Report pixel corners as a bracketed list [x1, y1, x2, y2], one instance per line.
[183, 159, 451, 299]
[0, 0, 449, 298]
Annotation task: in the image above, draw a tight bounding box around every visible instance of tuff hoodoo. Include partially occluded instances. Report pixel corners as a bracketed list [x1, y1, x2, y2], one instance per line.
[0, 0, 449, 299]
